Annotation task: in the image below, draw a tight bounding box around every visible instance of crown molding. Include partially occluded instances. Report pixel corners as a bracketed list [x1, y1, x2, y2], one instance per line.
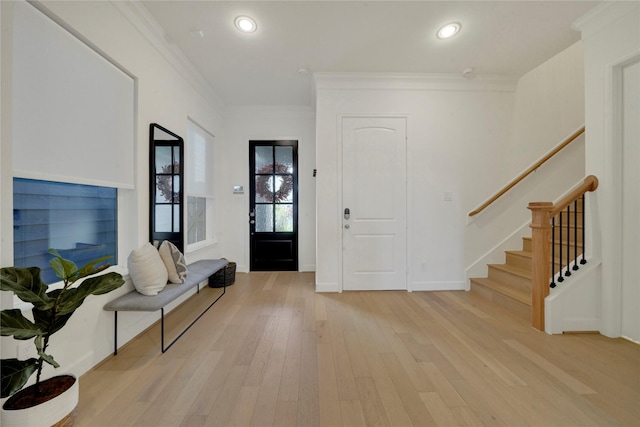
[572, 1, 639, 40]
[313, 72, 518, 93]
[224, 105, 316, 120]
[111, 0, 225, 112]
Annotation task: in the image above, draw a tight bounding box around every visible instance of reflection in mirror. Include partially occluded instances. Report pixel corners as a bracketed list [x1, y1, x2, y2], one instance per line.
[150, 123, 184, 252]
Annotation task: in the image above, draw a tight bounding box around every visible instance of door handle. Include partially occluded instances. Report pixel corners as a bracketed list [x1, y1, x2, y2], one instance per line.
[344, 208, 350, 220]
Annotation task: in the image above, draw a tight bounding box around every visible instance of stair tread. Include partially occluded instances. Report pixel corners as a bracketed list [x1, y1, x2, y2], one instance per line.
[470, 277, 531, 305]
[506, 250, 579, 263]
[487, 263, 531, 279]
[477, 215, 586, 319]
[522, 237, 584, 248]
[523, 236, 584, 243]
[505, 250, 532, 258]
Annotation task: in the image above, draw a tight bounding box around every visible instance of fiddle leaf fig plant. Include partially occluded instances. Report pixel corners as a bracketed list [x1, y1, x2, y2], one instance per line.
[0, 249, 124, 399]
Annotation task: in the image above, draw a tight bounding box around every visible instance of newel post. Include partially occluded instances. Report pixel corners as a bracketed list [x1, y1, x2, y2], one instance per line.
[528, 202, 553, 331]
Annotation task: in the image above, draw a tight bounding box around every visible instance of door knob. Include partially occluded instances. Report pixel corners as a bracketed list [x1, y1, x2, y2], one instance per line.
[344, 224, 350, 229]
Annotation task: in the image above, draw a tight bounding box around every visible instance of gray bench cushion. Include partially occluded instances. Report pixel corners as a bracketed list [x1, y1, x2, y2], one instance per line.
[103, 259, 228, 312]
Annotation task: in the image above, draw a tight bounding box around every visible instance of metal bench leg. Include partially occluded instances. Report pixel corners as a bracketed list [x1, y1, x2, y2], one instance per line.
[161, 308, 166, 353]
[160, 285, 226, 353]
[111, 281, 226, 355]
[114, 311, 118, 356]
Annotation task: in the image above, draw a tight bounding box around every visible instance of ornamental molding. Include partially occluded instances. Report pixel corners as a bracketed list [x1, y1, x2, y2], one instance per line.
[314, 72, 518, 93]
[112, 0, 225, 111]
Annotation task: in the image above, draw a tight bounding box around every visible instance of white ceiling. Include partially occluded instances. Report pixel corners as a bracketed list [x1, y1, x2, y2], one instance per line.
[141, 0, 600, 107]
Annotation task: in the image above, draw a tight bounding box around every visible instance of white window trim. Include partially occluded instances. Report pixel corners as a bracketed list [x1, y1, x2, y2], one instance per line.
[186, 119, 216, 253]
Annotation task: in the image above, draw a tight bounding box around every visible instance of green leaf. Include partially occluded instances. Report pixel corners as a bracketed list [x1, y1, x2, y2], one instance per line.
[48, 249, 112, 284]
[1, 358, 38, 398]
[0, 309, 43, 339]
[1, 252, 124, 397]
[35, 335, 59, 369]
[48, 252, 77, 282]
[48, 257, 65, 281]
[56, 272, 124, 316]
[33, 308, 73, 337]
[47, 248, 62, 258]
[79, 271, 125, 296]
[74, 256, 113, 281]
[0, 267, 54, 310]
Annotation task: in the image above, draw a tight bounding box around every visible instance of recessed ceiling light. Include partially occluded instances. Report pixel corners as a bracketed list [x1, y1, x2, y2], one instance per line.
[235, 16, 257, 33]
[437, 22, 461, 39]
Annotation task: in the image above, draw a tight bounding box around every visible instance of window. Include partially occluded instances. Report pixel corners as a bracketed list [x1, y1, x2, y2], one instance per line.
[186, 120, 215, 249]
[187, 196, 206, 244]
[253, 145, 295, 232]
[13, 2, 135, 189]
[13, 178, 117, 284]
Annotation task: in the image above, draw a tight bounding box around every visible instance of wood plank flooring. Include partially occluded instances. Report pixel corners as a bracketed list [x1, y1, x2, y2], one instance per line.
[76, 272, 639, 427]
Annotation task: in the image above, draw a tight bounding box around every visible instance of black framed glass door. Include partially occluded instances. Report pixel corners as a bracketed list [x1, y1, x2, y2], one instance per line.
[249, 141, 298, 271]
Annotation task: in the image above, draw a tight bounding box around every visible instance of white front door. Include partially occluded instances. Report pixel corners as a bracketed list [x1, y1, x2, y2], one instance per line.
[342, 117, 407, 291]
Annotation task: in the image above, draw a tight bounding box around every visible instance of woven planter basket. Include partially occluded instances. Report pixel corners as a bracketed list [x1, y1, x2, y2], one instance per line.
[209, 261, 236, 288]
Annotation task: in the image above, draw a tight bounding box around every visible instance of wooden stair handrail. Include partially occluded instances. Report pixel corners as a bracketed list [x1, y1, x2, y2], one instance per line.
[469, 125, 585, 217]
[550, 175, 598, 217]
[528, 175, 599, 331]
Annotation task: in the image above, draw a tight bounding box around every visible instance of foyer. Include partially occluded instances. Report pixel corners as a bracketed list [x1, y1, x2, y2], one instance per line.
[76, 272, 639, 426]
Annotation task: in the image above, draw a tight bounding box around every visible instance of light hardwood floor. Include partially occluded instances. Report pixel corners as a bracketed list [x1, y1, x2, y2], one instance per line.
[77, 272, 639, 427]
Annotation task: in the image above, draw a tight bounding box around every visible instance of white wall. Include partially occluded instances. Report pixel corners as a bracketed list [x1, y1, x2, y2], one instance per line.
[0, 2, 12, 308]
[314, 74, 518, 292]
[0, 0, 226, 385]
[507, 42, 586, 175]
[575, 1, 640, 339]
[315, 42, 587, 294]
[465, 42, 586, 281]
[220, 106, 317, 273]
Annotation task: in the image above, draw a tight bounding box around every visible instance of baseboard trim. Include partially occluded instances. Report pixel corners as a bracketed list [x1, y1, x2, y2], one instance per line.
[410, 281, 465, 291]
[315, 282, 340, 293]
[300, 264, 316, 272]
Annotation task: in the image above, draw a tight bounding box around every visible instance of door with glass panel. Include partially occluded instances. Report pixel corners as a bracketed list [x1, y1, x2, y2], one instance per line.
[249, 141, 298, 271]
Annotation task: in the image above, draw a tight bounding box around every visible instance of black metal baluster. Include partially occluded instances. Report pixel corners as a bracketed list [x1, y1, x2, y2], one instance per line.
[565, 205, 572, 277]
[573, 199, 579, 271]
[581, 194, 587, 265]
[550, 216, 556, 288]
[558, 210, 564, 283]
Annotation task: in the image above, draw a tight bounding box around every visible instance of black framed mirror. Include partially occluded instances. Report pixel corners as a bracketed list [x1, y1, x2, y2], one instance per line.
[150, 123, 184, 252]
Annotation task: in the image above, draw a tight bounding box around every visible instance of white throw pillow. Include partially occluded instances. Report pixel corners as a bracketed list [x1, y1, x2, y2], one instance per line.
[158, 240, 187, 284]
[127, 242, 168, 295]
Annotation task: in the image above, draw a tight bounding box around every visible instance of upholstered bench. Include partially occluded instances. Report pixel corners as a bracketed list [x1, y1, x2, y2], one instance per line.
[103, 258, 228, 354]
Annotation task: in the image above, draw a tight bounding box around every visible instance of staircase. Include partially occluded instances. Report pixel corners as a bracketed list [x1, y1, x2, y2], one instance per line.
[470, 199, 584, 321]
[469, 239, 533, 320]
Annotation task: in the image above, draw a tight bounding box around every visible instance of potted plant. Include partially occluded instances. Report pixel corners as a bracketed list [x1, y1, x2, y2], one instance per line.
[1, 249, 124, 426]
